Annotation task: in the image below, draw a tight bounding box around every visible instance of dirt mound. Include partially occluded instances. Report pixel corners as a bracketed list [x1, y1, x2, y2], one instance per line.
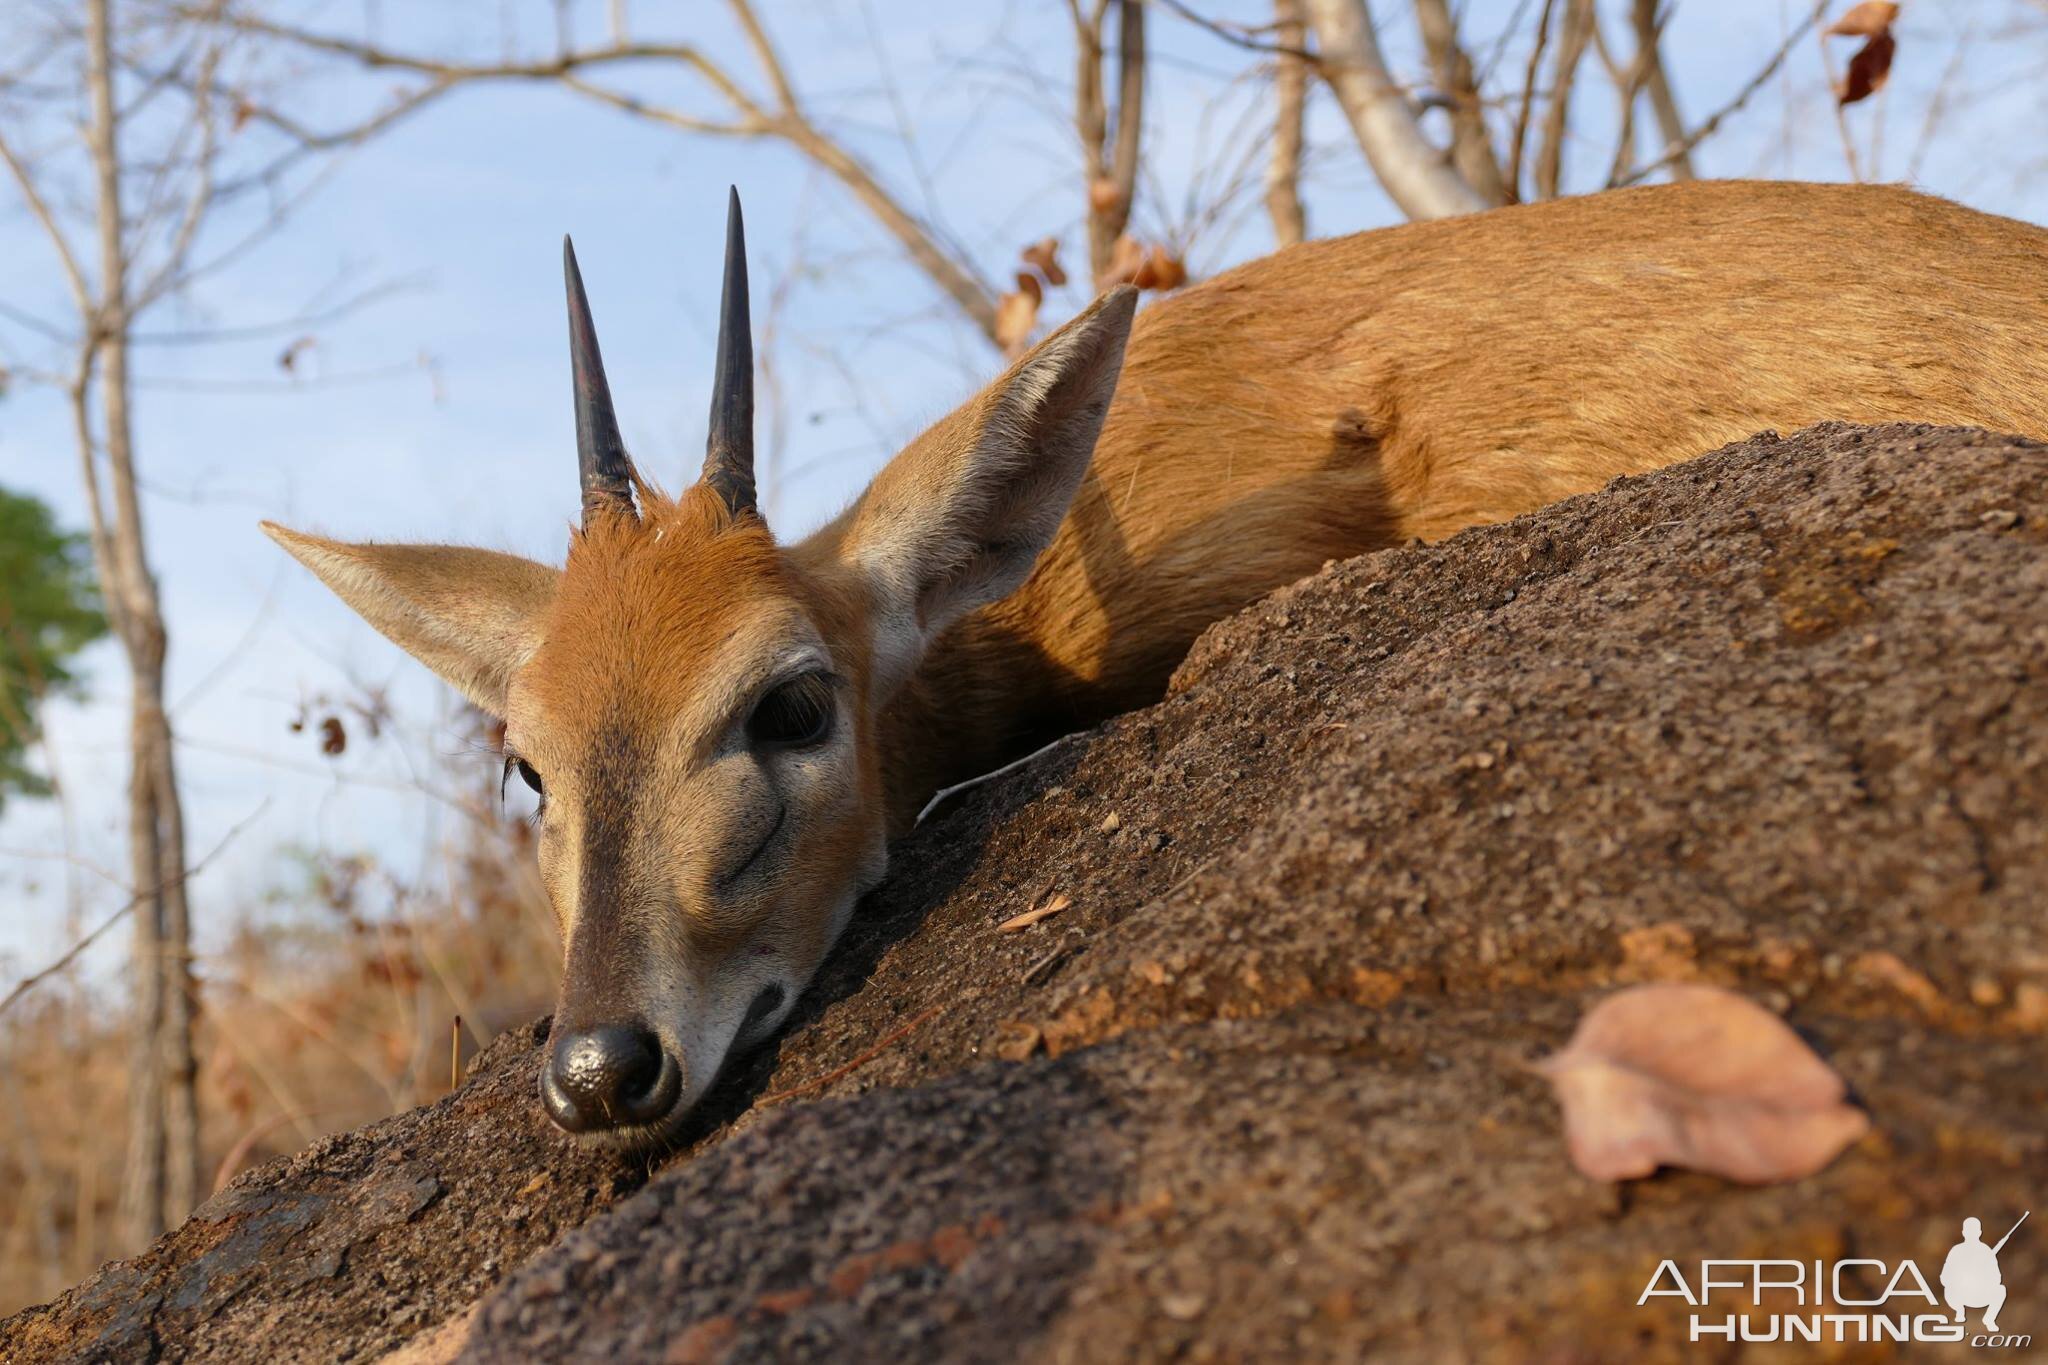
[0, 1019, 652, 1363]
[8, 422, 2046, 1363]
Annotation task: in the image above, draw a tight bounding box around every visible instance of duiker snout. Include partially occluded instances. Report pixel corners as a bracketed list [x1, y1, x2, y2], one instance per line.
[540, 1022, 682, 1133]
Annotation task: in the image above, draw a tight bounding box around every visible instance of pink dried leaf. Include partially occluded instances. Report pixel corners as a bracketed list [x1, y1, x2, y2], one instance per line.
[1536, 983, 1869, 1184]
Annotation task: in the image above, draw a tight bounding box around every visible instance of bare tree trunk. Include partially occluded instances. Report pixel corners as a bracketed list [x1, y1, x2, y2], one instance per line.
[1076, 0, 1146, 288]
[1413, 0, 1508, 206]
[1265, 0, 1308, 247]
[1304, 0, 1486, 220]
[85, 0, 202, 1244]
[1534, 0, 1597, 200]
[1631, 0, 1693, 181]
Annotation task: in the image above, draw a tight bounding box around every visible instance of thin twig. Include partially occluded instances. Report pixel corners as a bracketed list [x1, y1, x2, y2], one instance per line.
[1612, 0, 1828, 188]
[1154, 0, 1315, 59]
[915, 732, 1083, 825]
[0, 802, 266, 1019]
[1505, 0, 1558, 202]
[758, 1004, 944, 1107]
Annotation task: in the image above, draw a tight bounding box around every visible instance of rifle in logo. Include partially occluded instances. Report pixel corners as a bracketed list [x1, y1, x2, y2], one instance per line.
[1943, 1211, 2028, 1334]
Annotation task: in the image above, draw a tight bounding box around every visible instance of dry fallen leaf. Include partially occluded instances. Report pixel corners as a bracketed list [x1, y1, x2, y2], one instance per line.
[998, 893, 1071, 933]
[993, 1021, 1043, 1061]
[1536, 983, 1869, 1184]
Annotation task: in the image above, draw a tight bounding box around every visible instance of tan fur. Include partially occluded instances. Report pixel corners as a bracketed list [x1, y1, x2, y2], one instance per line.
[270, 179, 2048, 1141]
[878, 179, 2048, 818]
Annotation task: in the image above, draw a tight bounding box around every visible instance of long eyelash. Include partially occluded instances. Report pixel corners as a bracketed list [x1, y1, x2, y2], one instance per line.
[499, 751, 546, 822]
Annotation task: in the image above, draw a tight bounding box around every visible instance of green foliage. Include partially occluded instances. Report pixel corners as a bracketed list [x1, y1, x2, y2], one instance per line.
[0, 485, 108, 809]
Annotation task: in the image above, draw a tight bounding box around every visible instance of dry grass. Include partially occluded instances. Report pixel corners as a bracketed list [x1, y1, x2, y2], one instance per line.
[0, 715, 561, 1316]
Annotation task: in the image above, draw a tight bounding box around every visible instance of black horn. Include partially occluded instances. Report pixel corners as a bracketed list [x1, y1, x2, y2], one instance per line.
[701, 187, 756, 518]
[563, 236, 636, 523]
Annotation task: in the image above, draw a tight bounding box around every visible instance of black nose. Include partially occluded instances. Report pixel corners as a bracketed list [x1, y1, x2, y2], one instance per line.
[540, 1024, 681, 1133]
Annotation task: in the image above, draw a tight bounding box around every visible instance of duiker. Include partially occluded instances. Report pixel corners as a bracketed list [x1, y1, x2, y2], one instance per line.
[269, 181, 2048, 1146]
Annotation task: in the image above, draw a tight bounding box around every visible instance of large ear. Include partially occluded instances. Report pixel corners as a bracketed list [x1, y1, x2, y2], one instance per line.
[839, 286, 1137, 693]
[262, 523, 557, 716]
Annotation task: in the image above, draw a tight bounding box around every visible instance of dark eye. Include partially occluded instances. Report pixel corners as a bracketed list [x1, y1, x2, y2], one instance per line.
[503, 755, 544, 800]
[747, 674, 834, 749]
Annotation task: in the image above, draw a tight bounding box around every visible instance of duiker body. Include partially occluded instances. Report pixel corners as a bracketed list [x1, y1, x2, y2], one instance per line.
[269, 180, 2048, 1147]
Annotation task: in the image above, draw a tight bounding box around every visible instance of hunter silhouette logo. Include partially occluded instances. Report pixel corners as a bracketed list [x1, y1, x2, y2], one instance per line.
[1944, 1213, 2027, 1335]
[1637, 1208, 2031, 1347]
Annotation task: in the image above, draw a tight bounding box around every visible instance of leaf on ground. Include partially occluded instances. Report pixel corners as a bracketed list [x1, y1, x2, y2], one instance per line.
[1535, 983, 1869, 1184]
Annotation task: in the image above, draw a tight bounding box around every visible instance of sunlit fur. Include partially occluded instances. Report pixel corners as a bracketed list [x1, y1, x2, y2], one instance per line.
[269, 180, 2048, 1147]
[865, 180, 2048, 821]
[508, 483, 882, 1143]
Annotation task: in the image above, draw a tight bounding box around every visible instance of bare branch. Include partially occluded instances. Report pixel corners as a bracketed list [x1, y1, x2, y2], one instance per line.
[1533, 0, 1595, 201]
[1612, 1, 1828, 189]
[1076, 0, 1146, 285]
[186, 6, 1006, 346]
[1414, 0, 1508, 206]
[1264, 0, 1308, 247]
[0, 128, 94, 315]
[0, 802, 263, 1022]
[1153, 0, 1314, 59]
[1304, 0, 1486, 220]
[1631, 0, 1693, 181]
[1505, 0, 1557, 203]
[134, 9, 224, 306]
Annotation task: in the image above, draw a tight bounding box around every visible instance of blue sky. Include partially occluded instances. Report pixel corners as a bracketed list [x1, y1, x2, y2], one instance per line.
[2, 0, 2043, 986]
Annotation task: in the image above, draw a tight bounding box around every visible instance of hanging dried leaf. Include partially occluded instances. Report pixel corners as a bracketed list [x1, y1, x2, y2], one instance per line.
[1021, 238, 1068, 287]
[1535, 983, 1869, 1184]
[278, 336, 316, 373]
[1836, 32, 1895, 105]
[1132, 246, 1188, 292]
[1824, 1, 1898, 38]
[994, 288, 1041, 356]
[1013, 270, 1044, 306]
[1088, 177, 1125, 215]
[1100, 234, 1146, 289]
[1826, 1, 1899, 107]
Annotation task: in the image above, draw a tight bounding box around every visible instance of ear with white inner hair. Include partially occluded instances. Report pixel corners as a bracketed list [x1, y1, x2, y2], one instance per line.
[841, 286, 1138, 696]
[261, 522, 558, 716]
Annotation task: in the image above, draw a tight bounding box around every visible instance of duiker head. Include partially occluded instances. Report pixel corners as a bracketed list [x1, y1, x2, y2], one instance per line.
[265, 192, 1135, 1147]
